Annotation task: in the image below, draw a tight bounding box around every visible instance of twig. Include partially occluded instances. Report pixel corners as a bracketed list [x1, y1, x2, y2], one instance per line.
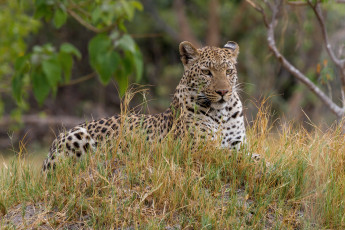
[66, 9, 117, 33]
[287, 1, 308, 6]
[246, 0, 269, 28]
[308, 0, 345, 101]
[308, 1, 345, 67]
[341, 89, 345, 108]
[253, 0, 345, 117]
[59, 72, 96, 87]
[68, 3, 91, 18]
[130, 33, 163, 38]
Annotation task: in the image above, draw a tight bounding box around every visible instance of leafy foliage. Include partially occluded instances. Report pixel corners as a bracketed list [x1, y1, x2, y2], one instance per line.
[0, 1, 41, 115]
[11, 0, 143, 105]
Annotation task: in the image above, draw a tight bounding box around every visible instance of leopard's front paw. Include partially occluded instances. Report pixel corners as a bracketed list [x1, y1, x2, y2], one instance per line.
[250, 152, 271, 168]
[251, 153, 261, 162]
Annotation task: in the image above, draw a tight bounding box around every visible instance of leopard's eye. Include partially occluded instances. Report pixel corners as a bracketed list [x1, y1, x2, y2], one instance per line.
[226, 69, 234, 75]
[201, 69, 212, 76]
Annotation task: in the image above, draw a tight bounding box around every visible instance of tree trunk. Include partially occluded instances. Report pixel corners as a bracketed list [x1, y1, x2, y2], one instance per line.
[173, 0, 199, 46]
[206, 0, 220, 46]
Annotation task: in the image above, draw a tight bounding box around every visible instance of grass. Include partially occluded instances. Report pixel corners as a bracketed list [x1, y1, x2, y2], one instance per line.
[1, 101, 345, 229]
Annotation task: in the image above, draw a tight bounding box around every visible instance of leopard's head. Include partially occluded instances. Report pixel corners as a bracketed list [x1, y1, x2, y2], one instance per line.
[178, 41, 239, 110]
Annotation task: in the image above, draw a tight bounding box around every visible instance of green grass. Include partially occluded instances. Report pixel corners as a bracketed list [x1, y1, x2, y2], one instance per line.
[1, 103, 345, 229]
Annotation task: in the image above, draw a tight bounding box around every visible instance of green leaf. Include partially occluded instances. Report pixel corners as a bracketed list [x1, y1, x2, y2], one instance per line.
[89, 35, 121, 85]
[88, 34, 112, 68]
[95, 51, 120, 85]
[14, 55, 30, 73]
[122, 48, 143, 82]
[114, 68, 128, 97]
[133, 48, 143, 81]
[53, 8, 67, 28]
[122, 52, 134, 77]
[34, 4, 48, 19]
[120, 0, 134, 20]
[42, 57, 61, 87]
[35, 0, 46, 7]
[91, 7, 102, 24]
[131, 1, 143, 11]
[60, 43, 81, 59]
[58, 52, 73, 82]
[12, 56, 30, 103]
[12, 73, 24, 103]
[117, 19, 127, 32]
[32, 71, 51, 104]
[116, 34, 136, 53]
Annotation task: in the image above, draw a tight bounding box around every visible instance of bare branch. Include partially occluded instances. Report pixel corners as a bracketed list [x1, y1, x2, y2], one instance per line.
[66, 9, 117, 33]
[308, 1, 345, 67]
[307, 0, 345, 101]
[264, 0, 274, 12]
[58, 72, 96, 87]
[287, 1, 308, 6]
[341, 89, 345, 108]
[338, 44, 345, 59]
[130, 33, 163, 38]
[251, 0, 345, 117]
[246, 0, 269, 28]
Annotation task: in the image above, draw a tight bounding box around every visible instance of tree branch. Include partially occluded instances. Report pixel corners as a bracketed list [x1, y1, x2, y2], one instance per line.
[308, 1, 345, 91]
[308, 0, 345, 106]
[58, 72, 96, 87]
[287, 1, 308, 6]
[308, 1, 345, 67]
[66, 9, 117, 33]
[250, 0, 345, 118]
[246, 0, 269, 28]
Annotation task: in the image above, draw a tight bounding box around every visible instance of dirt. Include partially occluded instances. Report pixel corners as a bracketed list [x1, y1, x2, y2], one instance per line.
[0, 202, 89, 229]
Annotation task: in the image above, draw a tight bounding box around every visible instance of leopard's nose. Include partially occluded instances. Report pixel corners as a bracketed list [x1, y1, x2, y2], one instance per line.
[216, 90, 229, 96]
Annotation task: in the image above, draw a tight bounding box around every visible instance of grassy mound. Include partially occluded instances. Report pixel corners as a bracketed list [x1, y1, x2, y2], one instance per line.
[1, 104, 345, 229]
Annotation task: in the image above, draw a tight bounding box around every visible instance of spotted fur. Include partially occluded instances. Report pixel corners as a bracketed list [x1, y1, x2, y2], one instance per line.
[43, 41, 252, 171]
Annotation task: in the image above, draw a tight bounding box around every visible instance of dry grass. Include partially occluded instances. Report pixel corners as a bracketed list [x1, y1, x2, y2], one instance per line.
[1, 100, 345, 229]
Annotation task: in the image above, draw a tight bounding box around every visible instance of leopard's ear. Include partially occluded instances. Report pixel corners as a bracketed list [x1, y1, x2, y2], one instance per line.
[224, 41, 239, 59]
[179, 41, 199, 66]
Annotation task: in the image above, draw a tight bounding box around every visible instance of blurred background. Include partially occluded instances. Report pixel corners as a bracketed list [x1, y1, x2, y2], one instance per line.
[0, 0, 345, 158]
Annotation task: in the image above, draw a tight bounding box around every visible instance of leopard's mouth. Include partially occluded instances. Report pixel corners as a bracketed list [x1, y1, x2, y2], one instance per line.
[196, 95, 229, 110]
[217, 98, 226, 104]
[211, 100, 228, 109]
[196, 95, 212, 108]
[196, 92, 230, 109]
[209, 95, 231, 109]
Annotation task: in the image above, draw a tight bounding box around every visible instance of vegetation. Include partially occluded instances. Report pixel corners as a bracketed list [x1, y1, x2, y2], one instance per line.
[1, 101, 345, 228]
[1, 1, 345, 228]
[12, 0, 143, 106]
[1, 1, 345, 149]
[249, 0, 345, 118]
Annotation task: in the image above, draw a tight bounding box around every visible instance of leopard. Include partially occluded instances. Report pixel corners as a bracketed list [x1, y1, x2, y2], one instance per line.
[42, 41, 255, 171]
